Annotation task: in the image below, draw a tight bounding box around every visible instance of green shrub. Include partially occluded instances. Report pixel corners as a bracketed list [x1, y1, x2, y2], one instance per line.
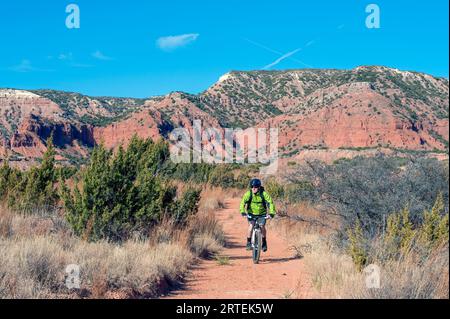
[348, 194, 449, 270]
[61, 136, 200, 242]
[1, 138, 58, 212]
[0, 160, 14, 200]
[384, 207, 416, 257]
[208, 165, 235, 188]
[163, 162, 214, 184]
[265, 179, 285, 199]
[419, 193, 449, 249]
[233, 172, 251, 189]
[284, 181, 315, 203]
[347, 219, 368, 271]
[172, 188, 201, 224]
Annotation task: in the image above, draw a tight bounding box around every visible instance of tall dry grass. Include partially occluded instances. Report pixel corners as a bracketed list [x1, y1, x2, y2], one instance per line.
[0, 190, 226, 299]
[0, 206, 194, 298]
[296, 233, 449, 299]
[189, 187, 228, 257]
[198, 186, 233, 211]
[270, 203, 449, 299]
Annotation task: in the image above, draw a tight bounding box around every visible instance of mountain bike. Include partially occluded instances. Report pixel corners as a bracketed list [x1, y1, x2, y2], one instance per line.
[246, 214, 271, 264]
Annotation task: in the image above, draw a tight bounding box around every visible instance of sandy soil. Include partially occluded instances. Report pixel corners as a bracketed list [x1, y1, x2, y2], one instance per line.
[163, 197, 313, 299]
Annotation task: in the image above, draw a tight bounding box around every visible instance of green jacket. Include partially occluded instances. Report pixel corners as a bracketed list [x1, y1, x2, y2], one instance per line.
[240, 190, 276, 216]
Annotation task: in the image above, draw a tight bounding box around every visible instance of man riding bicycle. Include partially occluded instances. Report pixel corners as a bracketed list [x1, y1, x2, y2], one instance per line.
[240, 178, 276, 252]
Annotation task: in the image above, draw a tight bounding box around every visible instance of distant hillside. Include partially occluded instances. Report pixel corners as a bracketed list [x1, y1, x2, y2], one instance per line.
[199, 66, 448, 127]
[0, 66, 448, 165]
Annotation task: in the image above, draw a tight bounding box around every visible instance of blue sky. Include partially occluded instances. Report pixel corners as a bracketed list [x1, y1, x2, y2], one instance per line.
[0, 0, 448, 98]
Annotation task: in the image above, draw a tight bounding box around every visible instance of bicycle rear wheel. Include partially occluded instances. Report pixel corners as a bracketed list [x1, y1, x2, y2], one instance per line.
[252, 230, 262, 264]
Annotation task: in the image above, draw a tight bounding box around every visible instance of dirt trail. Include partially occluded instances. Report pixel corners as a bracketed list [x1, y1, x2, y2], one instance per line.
[164, 197, 313, 299]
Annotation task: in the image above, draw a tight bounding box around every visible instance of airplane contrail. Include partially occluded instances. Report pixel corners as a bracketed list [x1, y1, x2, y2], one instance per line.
[263, 48, 303, 70]
[243, 38, 314, 69]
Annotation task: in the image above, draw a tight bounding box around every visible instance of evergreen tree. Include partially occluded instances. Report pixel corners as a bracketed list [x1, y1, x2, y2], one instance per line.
[61, 136, 199, 242]
[347, 218, 368, 271]
[3, 137, 58, 211]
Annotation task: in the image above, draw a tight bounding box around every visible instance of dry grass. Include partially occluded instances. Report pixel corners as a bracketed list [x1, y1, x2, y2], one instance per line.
[297, 234, 449, 299]
[270, 202, 449, 299]
[268, 201, 332, 258]
[276, 227, 449, 299]
[0, 198, 226, 299]
[189, 199, 226, 258]
[0, 223, 194, 298]
[0, 206, 13, 238]
[198, 186, 229, 211]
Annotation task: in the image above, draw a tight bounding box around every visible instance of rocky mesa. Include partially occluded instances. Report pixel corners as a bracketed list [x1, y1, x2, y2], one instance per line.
[0, 66, 448, 166]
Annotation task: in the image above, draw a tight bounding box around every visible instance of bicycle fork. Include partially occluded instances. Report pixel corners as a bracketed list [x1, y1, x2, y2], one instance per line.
[251, 225, 259, 247]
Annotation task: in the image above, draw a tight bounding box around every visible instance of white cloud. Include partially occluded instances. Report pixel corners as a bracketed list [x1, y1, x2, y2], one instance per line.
[263, 48, 302, 70]
[156, 33, 199, 51]
[58, 53, 74, 61]
[92, 50, 114, 61]
[10, 60, 34, 72]
[49, 53, 93, 68]
[9, 60, 52, 73]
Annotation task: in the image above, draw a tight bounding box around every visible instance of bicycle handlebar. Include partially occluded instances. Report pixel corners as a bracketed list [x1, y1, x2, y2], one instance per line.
[243, 214, 272, 219]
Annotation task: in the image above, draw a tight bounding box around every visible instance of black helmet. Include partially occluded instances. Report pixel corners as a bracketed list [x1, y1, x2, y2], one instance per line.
[250, 178, 262, 188]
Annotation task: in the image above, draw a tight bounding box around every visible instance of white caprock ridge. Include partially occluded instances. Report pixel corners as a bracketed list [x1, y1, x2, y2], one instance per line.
[0, 89, 40, 98]
[218, 72, 233, 83]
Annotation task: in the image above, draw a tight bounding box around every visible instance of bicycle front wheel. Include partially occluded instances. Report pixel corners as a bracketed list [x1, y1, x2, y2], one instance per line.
[252, 230, 262, 264]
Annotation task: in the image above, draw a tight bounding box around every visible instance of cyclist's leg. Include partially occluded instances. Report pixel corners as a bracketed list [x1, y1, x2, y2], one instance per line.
[246, 216, 255, 249]
[257, 216, 267, 237]
[261, 224, 267, 238]
[259, 216, 268, 251]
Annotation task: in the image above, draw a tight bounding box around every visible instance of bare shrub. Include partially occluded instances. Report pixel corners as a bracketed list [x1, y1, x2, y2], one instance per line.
[287, 156, 449, 237]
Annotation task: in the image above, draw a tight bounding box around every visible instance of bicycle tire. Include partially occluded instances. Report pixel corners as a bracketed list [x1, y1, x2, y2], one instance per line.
[253, 229, 262, 264]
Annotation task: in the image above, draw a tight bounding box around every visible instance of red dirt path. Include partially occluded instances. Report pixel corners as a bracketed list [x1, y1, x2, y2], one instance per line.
[163, 197, 313, 299]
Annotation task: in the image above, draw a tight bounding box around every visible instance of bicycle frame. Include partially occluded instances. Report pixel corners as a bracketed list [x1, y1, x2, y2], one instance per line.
[247, 215, 270, 264]
[251, 223, 260, 244]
